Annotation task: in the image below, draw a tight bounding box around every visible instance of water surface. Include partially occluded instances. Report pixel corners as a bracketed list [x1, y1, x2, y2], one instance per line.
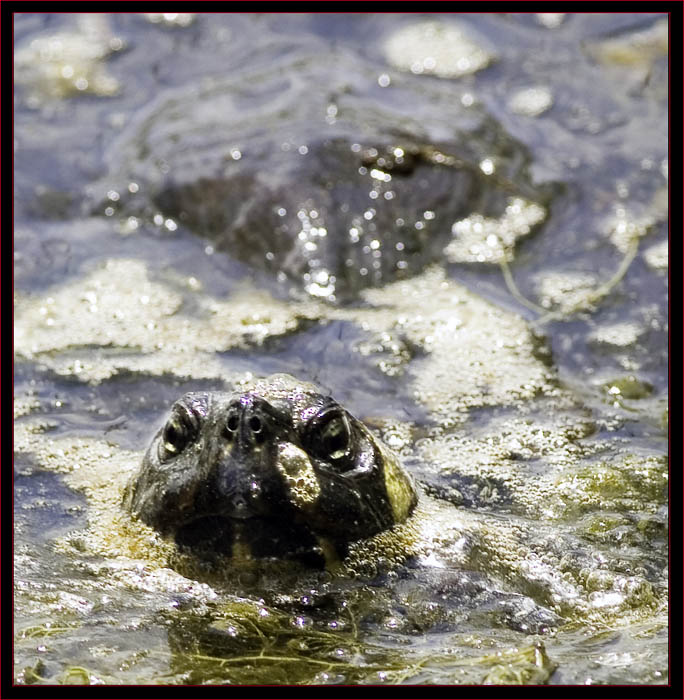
[14, 12, 668, 686]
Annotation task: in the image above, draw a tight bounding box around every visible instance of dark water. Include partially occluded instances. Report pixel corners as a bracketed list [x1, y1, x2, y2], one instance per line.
[14, 13, 668, 685]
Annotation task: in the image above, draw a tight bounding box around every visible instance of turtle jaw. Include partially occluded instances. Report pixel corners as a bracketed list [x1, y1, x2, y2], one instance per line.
[173, 513, 330, 568]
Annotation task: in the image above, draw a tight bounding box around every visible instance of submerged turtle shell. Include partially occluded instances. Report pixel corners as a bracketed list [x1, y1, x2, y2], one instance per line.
[96, 49, 551, 301]
[123, 374, 418, 569]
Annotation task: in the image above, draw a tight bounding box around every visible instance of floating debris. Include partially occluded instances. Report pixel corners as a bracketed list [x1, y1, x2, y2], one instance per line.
[534, 272, 599, 314]
[603, 375, 654, 401]
[643, 241, 668, 271]
[482, 642, 557, 685]
[508, 86, 554, 117]
[606, 206, 655, 254]
[384, 20, 494, 78]
[586, 18, 668, 69]
[445, 197, 546, 265]
[589, 322, 645, 348]
[14, 14, 124, 102]
[350, 267, 556, 426]
[143, 13, 196, 28]
[14, 259, 320, 382]
[535, 14, 566, 29]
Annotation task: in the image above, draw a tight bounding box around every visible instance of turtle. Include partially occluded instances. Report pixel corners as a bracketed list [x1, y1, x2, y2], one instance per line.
[123, 374, 418, 570]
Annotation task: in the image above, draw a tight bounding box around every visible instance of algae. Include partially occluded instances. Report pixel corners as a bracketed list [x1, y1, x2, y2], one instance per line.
[384, 19, 495, 79]
[14, 14, 124, 103]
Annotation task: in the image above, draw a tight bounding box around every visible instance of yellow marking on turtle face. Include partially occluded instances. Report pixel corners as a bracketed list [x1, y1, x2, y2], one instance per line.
[275, 442, 321, 509]
[376, 438, 418, 523]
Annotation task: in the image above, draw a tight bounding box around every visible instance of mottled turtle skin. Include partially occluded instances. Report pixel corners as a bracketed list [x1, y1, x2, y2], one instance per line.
[124, 374, 417, 568]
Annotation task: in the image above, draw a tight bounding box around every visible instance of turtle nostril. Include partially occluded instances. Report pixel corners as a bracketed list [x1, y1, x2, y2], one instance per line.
[249, 416, 262, 433]
[227, 413, 239, 432]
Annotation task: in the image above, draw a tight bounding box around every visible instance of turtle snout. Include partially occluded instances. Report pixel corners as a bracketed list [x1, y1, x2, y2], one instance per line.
[222, 397, 273, 449]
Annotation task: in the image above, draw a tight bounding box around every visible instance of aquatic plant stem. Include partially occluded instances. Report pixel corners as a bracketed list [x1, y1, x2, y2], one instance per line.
[499, 237, 641, 326]
[499, 257, 547, 315]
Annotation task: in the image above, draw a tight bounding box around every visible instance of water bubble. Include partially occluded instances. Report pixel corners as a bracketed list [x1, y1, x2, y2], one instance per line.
[479, 158, 495, 175]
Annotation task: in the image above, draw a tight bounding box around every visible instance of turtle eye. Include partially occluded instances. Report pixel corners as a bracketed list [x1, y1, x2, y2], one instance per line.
[307, 408, 353, 467]
[159, 404, 200, 461]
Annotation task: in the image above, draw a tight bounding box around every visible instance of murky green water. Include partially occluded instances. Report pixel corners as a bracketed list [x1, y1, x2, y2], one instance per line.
[14, 12, 668, 685]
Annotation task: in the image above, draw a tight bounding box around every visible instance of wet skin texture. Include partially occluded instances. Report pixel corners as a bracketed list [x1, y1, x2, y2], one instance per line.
[124, 374, 417, 568]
